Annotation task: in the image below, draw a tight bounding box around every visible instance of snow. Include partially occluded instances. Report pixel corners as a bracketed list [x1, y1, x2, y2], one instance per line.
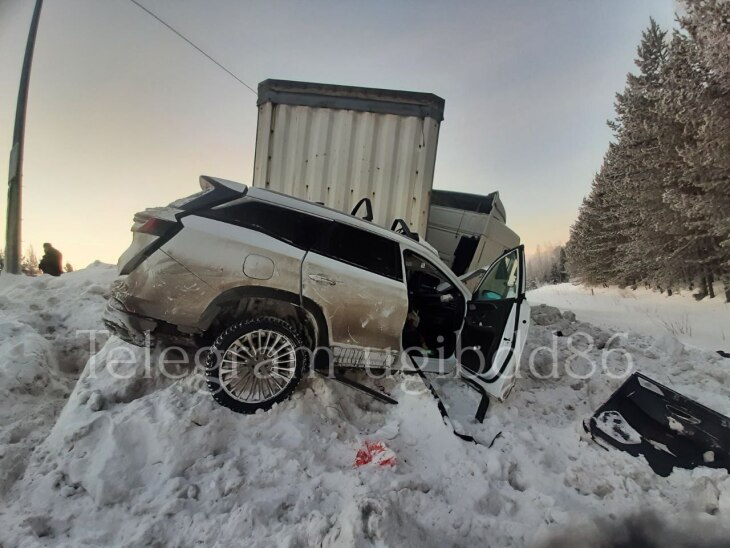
[0, 263, 117, 497]
[594, 411, 642, 445]
[528, 283, 730, 353]
[1, 269, 729, 546]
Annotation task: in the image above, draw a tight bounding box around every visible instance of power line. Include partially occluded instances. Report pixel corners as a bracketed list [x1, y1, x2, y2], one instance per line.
[128, 0, 257, 96]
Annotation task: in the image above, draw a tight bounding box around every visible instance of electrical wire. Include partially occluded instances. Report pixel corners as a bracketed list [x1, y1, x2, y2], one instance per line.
[128, 0, 257, 96]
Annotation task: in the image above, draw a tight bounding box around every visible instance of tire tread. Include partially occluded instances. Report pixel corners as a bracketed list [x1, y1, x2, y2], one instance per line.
[205, 316, 307, 414]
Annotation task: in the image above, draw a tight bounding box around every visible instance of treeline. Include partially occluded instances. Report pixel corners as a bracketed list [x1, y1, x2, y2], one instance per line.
[527, 244, 569, 289]
[566, 0, 730, 301]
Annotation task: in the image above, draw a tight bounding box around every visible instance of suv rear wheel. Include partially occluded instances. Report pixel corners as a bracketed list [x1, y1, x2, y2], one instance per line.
[205, 317, 307, 414]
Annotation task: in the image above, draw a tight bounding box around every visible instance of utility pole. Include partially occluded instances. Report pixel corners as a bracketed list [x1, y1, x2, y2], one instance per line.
[5, 0, 44, 274]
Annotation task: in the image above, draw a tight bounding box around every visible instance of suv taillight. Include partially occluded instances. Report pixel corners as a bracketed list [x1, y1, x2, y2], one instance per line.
[135, 217, 178, 236]
[120, 215, 182, 275]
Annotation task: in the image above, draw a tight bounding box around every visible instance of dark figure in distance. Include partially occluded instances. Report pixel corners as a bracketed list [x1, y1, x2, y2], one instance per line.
[39, 243, 63, 276]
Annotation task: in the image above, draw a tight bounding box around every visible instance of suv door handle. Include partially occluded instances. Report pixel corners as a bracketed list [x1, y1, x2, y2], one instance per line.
[308, 274, 336, 286]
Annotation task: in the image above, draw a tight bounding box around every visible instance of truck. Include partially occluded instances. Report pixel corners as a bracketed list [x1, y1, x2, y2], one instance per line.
[252, 79, 520, 271]
[427, 189, 520, 275]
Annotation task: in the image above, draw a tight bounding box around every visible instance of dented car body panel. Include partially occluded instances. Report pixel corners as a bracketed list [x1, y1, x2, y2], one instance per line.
[111, 248, 217, 330]
[302, 251, 408, 354]
[163, 216, 305, 306]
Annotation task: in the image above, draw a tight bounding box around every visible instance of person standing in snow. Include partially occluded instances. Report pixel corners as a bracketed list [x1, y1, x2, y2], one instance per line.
[39, 243, 63, 276]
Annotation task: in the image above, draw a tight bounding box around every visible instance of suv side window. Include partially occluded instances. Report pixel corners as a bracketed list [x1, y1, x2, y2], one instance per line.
[312, 223, 402, 281]
[202, 200, 330, 250]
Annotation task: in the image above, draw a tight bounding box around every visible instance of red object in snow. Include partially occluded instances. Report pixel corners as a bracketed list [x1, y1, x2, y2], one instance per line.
[354, 441, 396, 467]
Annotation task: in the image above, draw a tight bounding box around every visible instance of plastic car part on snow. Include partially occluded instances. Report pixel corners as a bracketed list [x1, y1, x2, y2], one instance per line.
[415, 366, 490, 445]
[586, 372, 730, 477]
[354, 441, 396, 468]
[313, 368, 398, 404]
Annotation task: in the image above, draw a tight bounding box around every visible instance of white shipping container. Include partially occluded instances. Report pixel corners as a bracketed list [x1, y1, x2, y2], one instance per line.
[253, 80, 444, 234]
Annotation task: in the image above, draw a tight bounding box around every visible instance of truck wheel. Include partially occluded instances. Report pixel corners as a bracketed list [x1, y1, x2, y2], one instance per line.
[205, 317, 307, 414]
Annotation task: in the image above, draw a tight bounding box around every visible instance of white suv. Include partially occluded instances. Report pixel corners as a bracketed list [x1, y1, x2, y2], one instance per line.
[104, 176, 530, 414]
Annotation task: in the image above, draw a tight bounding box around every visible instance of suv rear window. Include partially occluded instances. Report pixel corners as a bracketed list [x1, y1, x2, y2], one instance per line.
[312, 223, 402, 281]
[202, 200, 330, 250]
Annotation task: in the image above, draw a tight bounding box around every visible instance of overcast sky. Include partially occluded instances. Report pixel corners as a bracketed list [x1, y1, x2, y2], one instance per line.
[0, 0, 676, 268]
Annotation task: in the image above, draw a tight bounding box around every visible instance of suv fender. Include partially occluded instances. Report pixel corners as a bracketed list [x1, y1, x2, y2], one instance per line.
[198, 286, 329, 349]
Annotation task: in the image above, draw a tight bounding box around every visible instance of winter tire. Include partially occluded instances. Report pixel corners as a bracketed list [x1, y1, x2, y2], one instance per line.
[205, 317, 307, 414]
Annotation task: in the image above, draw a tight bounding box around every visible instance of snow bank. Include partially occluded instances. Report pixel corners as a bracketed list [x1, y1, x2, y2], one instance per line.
[0, 264, 116, 496]
[1, 270, 729, 546]
[528, 283, 730, 353]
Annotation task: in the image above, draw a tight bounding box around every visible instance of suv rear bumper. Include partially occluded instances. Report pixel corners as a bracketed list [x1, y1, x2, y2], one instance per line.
[103, 297, 157, 346]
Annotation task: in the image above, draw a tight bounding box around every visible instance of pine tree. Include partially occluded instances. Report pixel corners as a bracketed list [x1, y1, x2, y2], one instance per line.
[558, 247, 569, 282]
[671, 0, 730, 300]
[569, 21, 673, 287]
[567, 172, 621, 285]
[610, 19, 686, 288]
[658, 31, 721, 298]
[21, 246, 41, 277]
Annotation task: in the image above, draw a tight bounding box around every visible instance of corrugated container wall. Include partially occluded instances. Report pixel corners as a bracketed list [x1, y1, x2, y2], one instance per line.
[253, 80, 444, 234]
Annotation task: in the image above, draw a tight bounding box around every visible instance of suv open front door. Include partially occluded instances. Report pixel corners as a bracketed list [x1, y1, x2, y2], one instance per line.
[415, 245, 530, 442]
[458, 244, 530, 401]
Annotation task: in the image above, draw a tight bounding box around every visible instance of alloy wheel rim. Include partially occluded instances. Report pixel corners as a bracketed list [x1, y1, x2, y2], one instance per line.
[218, 329, 297, 403]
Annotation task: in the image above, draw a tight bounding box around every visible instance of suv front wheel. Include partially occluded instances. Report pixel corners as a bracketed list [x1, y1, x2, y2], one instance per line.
[205, 317, 307, 414]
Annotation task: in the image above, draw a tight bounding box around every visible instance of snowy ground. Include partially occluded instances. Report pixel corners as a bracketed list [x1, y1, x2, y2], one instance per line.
[1, 268, 729, 547]
[529, 283, 729, 353]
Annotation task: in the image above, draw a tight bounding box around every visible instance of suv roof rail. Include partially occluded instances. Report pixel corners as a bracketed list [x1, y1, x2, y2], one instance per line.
[390, 219, 420, 242]
[350, 197, 374, 222]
